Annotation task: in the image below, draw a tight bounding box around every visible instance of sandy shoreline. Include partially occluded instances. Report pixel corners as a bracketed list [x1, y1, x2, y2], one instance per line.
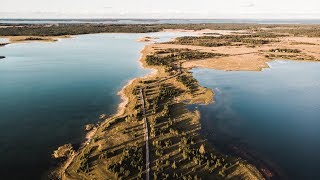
[116, 78, 136, 116]
[116, 43, 162, 117]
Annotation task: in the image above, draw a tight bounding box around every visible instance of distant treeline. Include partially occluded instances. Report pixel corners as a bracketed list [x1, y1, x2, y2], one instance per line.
[0, 24, 159, 36]
[1, 23, 320, 37]
[171, 32, 286, 47]
[269, 27, 320, 37]
[0, 23, 290, 36]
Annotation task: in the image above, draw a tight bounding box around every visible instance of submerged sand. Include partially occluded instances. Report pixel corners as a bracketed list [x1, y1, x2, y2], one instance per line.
[0, 35, 71, 44]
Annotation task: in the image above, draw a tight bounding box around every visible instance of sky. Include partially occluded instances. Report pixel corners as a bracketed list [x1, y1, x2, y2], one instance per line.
[1, 0, 320, 19]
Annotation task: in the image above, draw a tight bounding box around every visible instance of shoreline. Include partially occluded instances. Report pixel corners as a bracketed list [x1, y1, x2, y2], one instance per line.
[0, 35, 72, 44]
[116, 78, 136, 116]
[116, 46, 159, 117]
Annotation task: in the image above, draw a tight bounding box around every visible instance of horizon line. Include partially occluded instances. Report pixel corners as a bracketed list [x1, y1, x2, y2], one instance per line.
[2, 18, 320, 20]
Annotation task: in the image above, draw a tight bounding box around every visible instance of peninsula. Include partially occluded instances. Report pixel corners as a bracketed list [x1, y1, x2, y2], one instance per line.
[45, 24, 320, 179]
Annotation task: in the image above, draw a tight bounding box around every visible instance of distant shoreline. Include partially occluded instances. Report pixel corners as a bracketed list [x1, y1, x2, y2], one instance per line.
[2, 18, 320, 25]
[3, 23, 320, 37]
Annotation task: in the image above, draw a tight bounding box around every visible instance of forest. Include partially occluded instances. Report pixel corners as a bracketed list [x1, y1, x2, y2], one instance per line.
[2, 23, 320, 36]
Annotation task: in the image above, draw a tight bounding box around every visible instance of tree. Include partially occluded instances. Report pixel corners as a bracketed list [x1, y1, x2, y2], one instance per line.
[124, 170, 130, 177]
[120, 167, 124, 174]
[172, 161, 177, 169]
[205, 160, 210, 169]
[165, 160, 170, 166]
[182, 151, 188, 160]
[199, 144, 206, 155]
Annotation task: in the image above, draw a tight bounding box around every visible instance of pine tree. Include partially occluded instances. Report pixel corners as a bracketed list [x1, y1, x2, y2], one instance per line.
[172, 161, 177, 169]
[199, 144, 206, 155]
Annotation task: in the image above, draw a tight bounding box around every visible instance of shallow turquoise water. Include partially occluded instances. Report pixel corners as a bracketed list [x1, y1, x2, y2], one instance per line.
[0, 32, 193, 179]
[191, 61, 320, 179]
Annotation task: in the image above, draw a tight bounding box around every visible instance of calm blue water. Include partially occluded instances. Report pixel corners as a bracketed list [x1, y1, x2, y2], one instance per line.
[191, 61, 320, 179]
[2, 19, 320, 24]
[0, 32, 194, 179]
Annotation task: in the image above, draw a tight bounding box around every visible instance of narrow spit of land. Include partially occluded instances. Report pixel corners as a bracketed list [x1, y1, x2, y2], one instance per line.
[52, 35, 268, 180]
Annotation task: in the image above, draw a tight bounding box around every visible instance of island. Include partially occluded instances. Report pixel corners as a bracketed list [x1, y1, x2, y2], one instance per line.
[137, 36, 157, 42]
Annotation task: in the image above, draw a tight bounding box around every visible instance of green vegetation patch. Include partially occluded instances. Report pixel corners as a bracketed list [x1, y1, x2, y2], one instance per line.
[269, 26, 320, 37]
[142, 80, 238, 179]
[265, 53, 317, 61]
[172, 32, 285, 47]
[146, 48, 225, 68]
[0, 23, 283, 36]
[177, 74, 198, 92]
[108, 146, 144, 179]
